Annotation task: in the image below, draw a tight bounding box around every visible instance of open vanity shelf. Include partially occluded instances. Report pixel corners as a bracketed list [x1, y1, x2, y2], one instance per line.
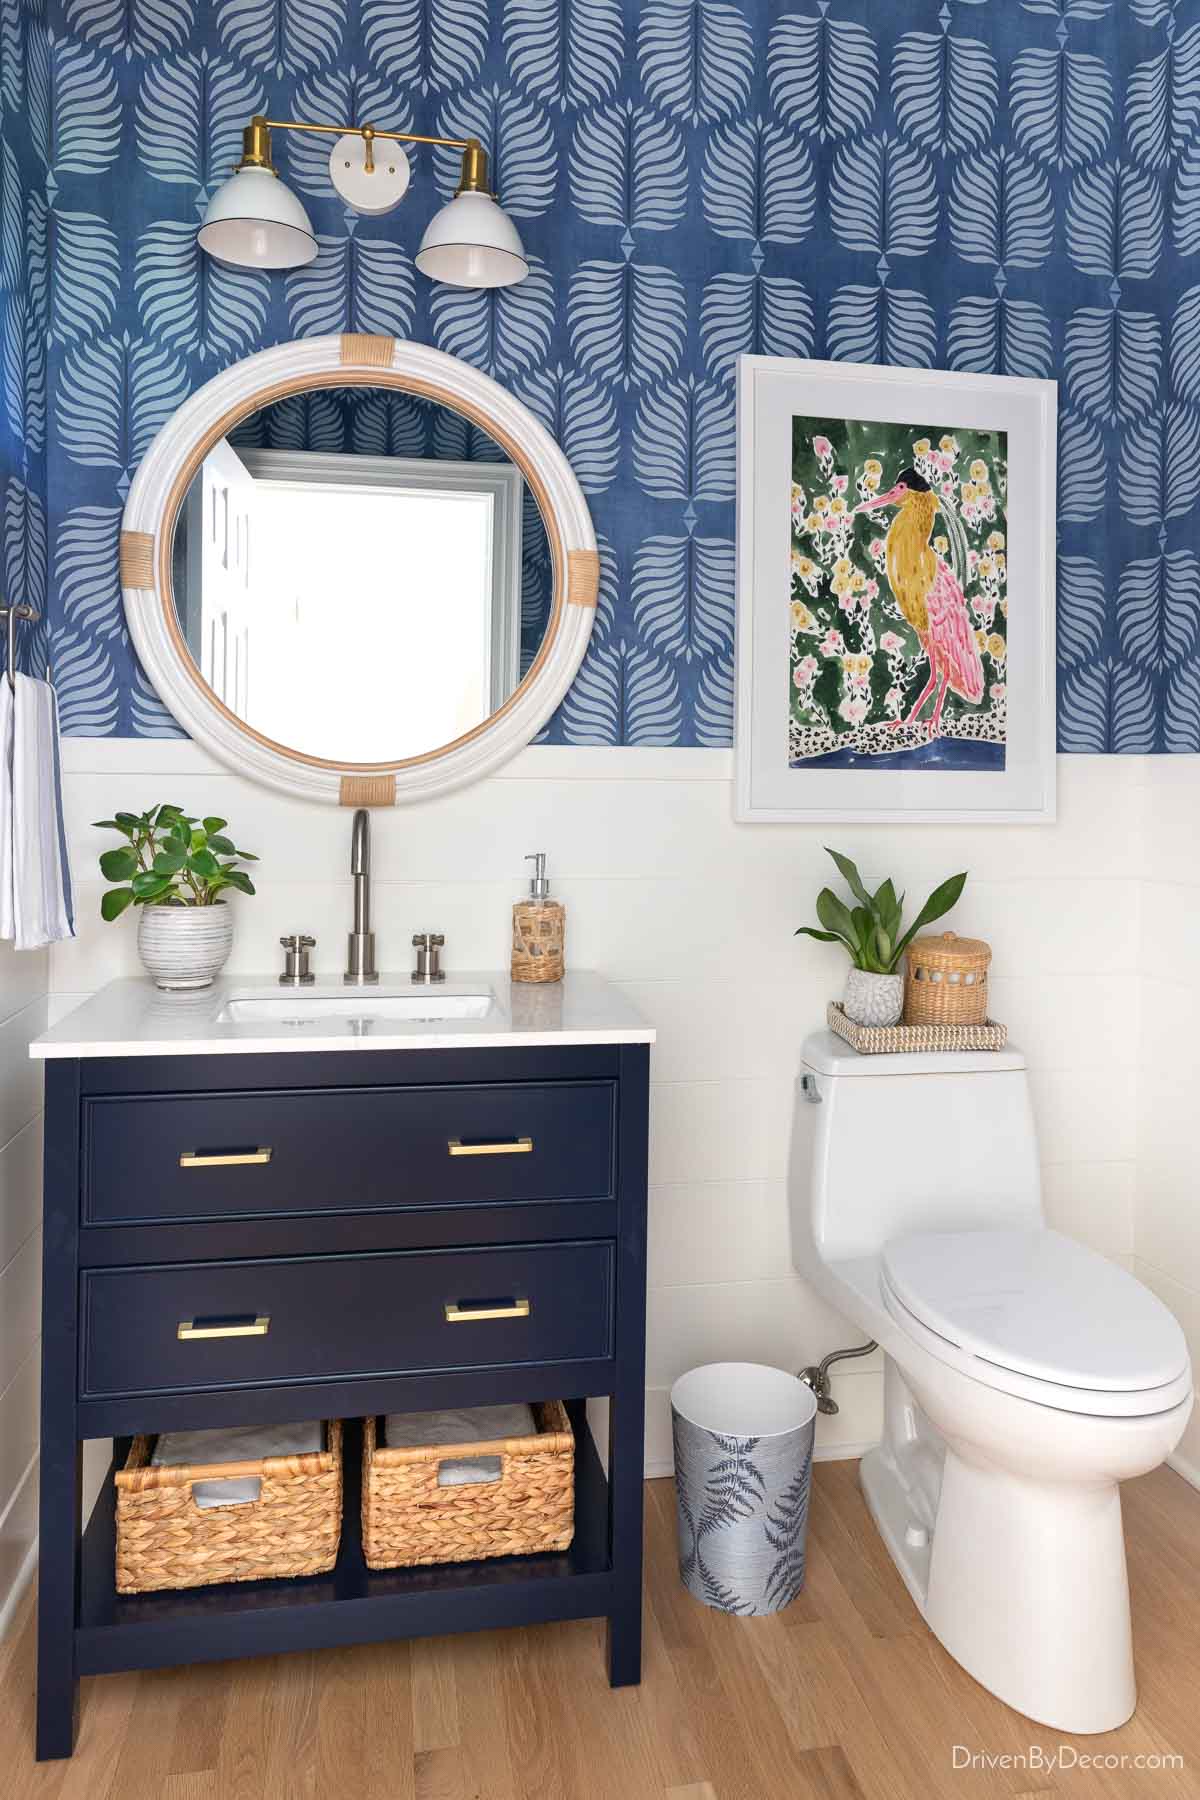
[34, 1023, 651, 1761]
[77, 1414, 612, 1676]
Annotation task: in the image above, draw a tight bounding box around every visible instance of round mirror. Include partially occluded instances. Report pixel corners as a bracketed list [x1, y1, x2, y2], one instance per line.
[121, 337, 598, 804]
[169, 386, 554, 764]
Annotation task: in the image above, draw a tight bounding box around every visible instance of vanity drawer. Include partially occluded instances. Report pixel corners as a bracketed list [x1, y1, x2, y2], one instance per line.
[83, 1083, 615, 1224]
[80, 1241, 614, 1398]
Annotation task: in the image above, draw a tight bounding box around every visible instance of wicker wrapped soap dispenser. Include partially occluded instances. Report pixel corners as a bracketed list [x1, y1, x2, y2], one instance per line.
[903, 930, 991, 1026]
[511, 852, 565, 984]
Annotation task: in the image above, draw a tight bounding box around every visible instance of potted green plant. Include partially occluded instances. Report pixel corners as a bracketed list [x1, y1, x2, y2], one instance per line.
[796, 848, 966, 1027]
[94, 804, 258, 990]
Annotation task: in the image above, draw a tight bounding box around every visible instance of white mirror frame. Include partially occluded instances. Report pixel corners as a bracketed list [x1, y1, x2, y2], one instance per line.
[120, 333, 599, 806]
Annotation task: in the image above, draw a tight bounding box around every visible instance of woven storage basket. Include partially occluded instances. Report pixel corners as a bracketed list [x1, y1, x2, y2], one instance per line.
[827, 1002, 1007, 1055]
[903, 930, 991, 1026]
[115, 1420, 343, 1594]
[362, 1401, 574, 1569]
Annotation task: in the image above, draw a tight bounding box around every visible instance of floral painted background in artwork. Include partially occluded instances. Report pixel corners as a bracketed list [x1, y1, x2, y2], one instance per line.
[789, 419, 1008, 771]
[0, 1, 1198, 749]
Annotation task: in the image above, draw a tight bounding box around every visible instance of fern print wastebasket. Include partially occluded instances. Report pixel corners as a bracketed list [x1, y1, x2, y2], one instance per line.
[671, 1363, 818, 1616]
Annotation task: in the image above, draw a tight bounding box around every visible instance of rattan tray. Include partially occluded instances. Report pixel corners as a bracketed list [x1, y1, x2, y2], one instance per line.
[827, 1002, 1008, 1055]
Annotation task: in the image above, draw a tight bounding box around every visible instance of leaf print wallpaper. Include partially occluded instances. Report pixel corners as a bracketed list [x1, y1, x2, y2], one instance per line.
[0, 0, 1198, 749]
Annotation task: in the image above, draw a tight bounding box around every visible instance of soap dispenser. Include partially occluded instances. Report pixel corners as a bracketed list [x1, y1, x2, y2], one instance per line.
[511, 852, 565, 984]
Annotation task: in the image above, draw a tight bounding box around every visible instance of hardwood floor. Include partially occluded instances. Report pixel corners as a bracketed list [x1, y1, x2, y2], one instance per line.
[3, 1461, 1199, 1799]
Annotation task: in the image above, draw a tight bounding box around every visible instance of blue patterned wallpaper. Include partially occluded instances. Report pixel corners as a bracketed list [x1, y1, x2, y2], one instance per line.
[1, 0, 1198, 748]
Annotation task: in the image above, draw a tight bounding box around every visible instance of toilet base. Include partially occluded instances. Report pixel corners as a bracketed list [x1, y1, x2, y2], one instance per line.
[861, 1438, 1136, 1735]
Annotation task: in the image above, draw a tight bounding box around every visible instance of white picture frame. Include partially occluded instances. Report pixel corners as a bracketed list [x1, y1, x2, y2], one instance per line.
[733, 355, 1057, 825]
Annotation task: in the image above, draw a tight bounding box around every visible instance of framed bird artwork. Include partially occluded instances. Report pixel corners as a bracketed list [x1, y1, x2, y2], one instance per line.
[733, 356, 1056, 824]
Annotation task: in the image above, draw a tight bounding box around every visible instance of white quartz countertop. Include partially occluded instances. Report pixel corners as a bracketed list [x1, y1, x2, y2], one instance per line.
[29, 970, 655, 1060]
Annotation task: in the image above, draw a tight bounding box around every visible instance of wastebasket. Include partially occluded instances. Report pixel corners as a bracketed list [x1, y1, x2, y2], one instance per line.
[671, 1362, 818, 1616]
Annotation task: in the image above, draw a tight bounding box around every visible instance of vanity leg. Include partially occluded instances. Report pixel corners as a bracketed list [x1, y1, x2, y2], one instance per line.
[36, 1428, 81, 1759]
[38, 1059, 82, 1760]
[606, 1378, 645, 1687]
[607, 1043, 649, 1689]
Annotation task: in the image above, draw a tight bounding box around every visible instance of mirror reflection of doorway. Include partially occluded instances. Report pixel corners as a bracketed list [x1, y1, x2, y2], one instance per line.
[180, 445, 525, 762]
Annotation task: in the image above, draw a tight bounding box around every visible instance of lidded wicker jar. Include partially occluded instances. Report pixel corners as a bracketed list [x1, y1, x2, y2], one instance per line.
[903, 930, 991, 1026]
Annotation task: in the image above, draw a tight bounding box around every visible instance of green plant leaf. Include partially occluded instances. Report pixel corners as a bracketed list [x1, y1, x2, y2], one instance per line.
[187, 848, 221, 878]
[816, 888, 861, 959]
[824, 847, 872, 910]
[203, 817, 228, 834]
[206, 833, 235, 855]
[152, 847, 187, 875]
[100, 886, 135, 922]
[98, 845, 138, 882]
[875, 924, 894, 969]
[848, 905, 879, 969]
[894, 872, 968, 962]
[795, 926, 849, 945]
[131, 871, 175, 902]
[220, 868, 255, 895]
[235, 850, 259, 861]
[874, 878, 901, 938]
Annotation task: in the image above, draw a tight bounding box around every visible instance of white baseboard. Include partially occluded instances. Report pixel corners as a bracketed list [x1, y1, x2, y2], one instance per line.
[1168, 1449, 1200, 1493]
[813, 1440, 874, 1463]
[0, 1450, 39, 1642]
[0, 1536, 37, 1642]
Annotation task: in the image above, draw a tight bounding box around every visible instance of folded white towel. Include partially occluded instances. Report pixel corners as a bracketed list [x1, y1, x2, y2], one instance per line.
[384, 1404, 537, 1488]
[0, 674, 75, 951]
[152, 1420, 323, 1468]
[151, 1421, 324, 1511]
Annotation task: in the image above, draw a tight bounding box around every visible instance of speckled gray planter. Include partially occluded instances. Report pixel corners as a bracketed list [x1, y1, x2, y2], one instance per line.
[671, 1363, 817, 1617]
[137, 904, 234, 990]
[842, 967, 904, 1027]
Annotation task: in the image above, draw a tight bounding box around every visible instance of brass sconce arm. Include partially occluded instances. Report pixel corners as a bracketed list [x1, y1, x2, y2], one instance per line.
[238, 115, 491, 195]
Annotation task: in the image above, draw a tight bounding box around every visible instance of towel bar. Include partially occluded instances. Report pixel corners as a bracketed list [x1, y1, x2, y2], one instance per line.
[0, 601, 40, 692]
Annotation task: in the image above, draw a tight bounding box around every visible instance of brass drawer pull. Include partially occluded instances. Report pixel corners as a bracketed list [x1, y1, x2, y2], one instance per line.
[447, 1137, 532, 1157]
[180, 1148, 273, 1168]
[444, 1298, 531, 1323]
[177, 1314, 271, 1340]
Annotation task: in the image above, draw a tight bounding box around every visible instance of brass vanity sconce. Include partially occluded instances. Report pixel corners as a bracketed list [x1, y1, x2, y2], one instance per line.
[199, 114, 527, 289]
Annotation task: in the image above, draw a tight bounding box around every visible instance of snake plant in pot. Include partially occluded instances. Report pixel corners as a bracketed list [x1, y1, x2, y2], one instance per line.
[95, 804, 258, 990]
[797, 848, 967, 1027]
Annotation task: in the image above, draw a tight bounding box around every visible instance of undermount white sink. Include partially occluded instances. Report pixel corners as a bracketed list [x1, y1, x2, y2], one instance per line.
[217, 987, 494, 1026]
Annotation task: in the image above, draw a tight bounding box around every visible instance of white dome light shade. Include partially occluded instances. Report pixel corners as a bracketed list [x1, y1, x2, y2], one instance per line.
[415, 191, 528, 289]
[199, 168, 318, 270]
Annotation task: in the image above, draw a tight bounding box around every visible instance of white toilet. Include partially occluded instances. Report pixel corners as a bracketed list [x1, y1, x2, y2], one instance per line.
[790, 1030, 1193, 1736]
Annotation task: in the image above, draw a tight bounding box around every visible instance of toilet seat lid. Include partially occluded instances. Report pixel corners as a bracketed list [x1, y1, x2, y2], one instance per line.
[882, 1228, 1189, 1394]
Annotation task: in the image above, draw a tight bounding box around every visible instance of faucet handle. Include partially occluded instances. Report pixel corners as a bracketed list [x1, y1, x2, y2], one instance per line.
[279, 934, 316, 987]
[411, 932, 447, 983]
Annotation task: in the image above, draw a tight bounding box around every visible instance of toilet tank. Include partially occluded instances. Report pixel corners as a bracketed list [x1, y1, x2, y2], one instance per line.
[791, 1030, 1043, 1268]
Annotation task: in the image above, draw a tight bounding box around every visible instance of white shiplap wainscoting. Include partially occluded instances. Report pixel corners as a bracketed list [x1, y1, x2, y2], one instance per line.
[51, 744, 1147, 1483]
[0, 942, 46, 1636]
[1135, 757, 1200, 1491]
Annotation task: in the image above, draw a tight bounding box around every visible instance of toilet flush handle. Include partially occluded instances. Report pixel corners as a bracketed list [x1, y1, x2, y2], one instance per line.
[800, 1073, 822, 1103]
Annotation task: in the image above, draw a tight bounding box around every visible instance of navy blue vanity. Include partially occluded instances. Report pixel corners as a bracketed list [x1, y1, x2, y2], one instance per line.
[33, 977, 651, 1761]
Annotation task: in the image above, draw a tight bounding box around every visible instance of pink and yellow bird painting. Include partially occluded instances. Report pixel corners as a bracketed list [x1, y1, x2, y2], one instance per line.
[854, 466, 984, 741]
[788, 417, 1008, 773]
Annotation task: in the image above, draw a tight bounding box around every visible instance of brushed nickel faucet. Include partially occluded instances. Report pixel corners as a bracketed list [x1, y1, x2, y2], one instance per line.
[344, 808, 379, 985]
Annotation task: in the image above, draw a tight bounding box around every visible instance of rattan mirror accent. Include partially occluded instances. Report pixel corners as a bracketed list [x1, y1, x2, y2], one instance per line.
[121, 335, 599, 805]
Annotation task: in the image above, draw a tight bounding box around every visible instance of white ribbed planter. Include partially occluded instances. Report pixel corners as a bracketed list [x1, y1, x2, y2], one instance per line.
[843, 967, 904, 1027]
[137, 905, 234, 990]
